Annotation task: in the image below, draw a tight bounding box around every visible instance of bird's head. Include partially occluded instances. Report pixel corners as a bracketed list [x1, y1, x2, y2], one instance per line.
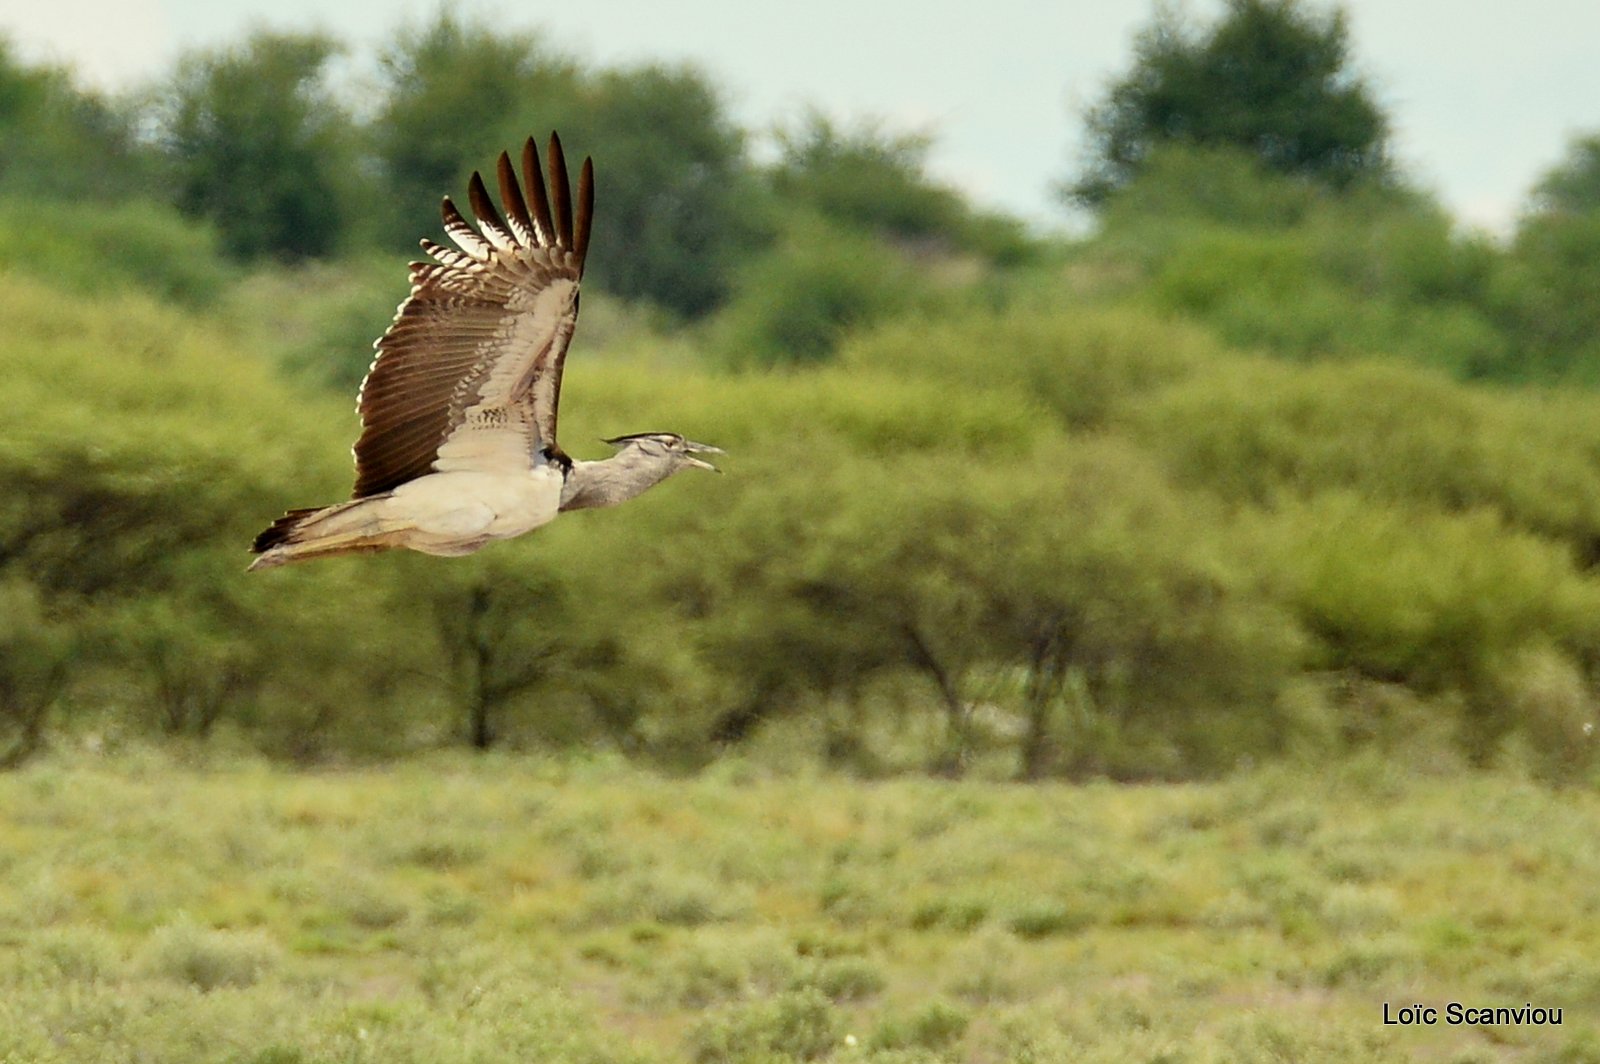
[602, 432, 724, 473]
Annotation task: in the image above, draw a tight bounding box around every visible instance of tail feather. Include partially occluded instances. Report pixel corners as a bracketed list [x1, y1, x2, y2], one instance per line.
[248, 498, 400, 571]
[252, 507, 324, 554]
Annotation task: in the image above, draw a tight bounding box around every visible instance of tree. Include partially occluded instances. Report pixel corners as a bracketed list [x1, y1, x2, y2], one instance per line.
[711, 213, 925, 368]
[1528, 132, 1600, 217]
[413, 541, 668, 754]
[0, 580, 73, 768]
[1494, 133, 1600, 382]
[1066, 0, 1391, 208]
[574, 63, 767, 317]
[422, 556, 569, 751]
[0, 38, 155, 201]
[159, 31, 358, 260]
[769, 111, 1030, 262]
[370, 12, 584, 252]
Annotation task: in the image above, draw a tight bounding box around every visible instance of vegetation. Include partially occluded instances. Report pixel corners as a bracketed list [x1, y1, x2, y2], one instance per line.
[1065, 0, 1393, 207]
[159, 30, 358, 260]
[0, 40, 156, 201]
[3, 0, 1600, 777]
[4, 4, 1600, 1057]
[2, 753, 1597, 1063]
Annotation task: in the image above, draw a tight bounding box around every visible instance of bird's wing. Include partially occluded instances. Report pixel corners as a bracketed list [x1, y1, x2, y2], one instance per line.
[350, 134, 594, 499]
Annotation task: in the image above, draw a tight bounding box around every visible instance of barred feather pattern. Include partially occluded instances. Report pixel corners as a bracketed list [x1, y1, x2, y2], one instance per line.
[351, 134, 594, 499]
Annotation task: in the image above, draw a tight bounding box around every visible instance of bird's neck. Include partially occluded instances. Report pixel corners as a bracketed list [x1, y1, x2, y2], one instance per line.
[558, 453, 676, 511]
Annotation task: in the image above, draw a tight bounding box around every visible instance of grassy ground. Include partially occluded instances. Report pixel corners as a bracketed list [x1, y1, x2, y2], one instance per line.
[1, 751, 1597, 1063]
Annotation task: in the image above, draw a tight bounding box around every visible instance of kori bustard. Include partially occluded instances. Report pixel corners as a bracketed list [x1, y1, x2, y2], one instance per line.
[249, 133, 721, 571]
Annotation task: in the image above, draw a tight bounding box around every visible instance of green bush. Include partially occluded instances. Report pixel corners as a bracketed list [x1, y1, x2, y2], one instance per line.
[711, 212, 931, 367]
[1096, 144, 1320, 236]
[142, 920, 281, 991]
[841, 303, 1228, 429]
[1493, 210, 1600, 384]
[688, 987, 841, 1063]
[1150, 223, 1507, 376]
[1128, 358, 1600, 552]
[870, 998, 970, 1053]
[1089, 145, 1517, 381]
[0, 276, 424, 759]
[1247, 494, 1600, 760]
[769, 110, 1035, 265]
[225, 255, 406, 391]
[0, 198, 231, 306]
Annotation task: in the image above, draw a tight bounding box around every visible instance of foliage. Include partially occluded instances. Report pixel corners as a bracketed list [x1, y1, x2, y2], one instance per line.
[1528, 132, 1600, 216]
[0, 38, 156, 201]
[1495, 208, 1600, 384]
[2, 757, 1598, 1061]
[573, 63, 770, 318]
[410, 550, 581, 750]
[371, 18, 767, 318]
[1095, 142, 1320, 233]
[223, 254, 406, 391]
[711, 212, 928, 367]
[1067, 0, 1392, 207]
[1080, 144, 1512, 379]
[8, 12, 1600, 776]
[0, 276, 416, 760]
[770, 110, 1032, 264]
[0, 580, 73, 767]
[158, 30, 359, 260]
[1248, 495, 1600, 761]
[0, 197, 232, 306]
[1127, 358, 1600, 552]
[841, 302, 1225, 428]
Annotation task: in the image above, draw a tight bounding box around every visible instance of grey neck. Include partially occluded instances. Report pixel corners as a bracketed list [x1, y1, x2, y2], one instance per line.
[558, 452, 678, 511]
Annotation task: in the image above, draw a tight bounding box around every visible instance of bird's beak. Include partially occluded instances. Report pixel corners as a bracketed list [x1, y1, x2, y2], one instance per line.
[684, 439, 724, 473]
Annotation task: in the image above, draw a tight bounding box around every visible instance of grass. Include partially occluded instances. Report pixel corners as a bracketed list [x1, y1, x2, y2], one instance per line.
[1, 751, 1597, 1062]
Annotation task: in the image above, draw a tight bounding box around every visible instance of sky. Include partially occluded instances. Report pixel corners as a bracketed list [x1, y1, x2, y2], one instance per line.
[5, 0, 1599, 236]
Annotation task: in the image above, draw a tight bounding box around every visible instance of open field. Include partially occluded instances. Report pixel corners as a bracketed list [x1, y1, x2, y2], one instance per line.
[2, 753, 1597, 1063]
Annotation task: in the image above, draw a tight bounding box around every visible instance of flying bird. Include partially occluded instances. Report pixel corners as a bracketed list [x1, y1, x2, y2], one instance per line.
[249, 134, 722, 571]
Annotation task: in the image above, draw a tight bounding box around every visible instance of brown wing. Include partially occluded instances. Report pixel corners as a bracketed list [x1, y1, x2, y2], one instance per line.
[351, 133, 596, 498]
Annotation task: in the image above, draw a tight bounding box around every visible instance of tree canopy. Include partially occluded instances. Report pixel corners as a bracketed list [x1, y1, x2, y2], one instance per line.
[1528, 133, 1600, 217]
[6, 8, 1600, 783]
[160, 31, 357, 260]
[0, 39, 154, 201]
[1066, 0, 1392, 208]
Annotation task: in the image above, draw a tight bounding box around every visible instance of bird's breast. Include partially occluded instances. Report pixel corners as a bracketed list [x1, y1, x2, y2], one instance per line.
[391, 466, 564, 542]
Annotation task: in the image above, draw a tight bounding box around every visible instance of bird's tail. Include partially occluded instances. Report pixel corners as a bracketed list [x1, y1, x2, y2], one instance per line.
[248, 498, 400, 571]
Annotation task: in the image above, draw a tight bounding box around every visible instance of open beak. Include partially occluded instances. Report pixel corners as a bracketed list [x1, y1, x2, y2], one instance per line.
[684, 439, 724, 472]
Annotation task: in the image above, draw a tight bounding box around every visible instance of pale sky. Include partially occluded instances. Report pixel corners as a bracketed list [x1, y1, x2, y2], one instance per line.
[5, 0, 1599, 235]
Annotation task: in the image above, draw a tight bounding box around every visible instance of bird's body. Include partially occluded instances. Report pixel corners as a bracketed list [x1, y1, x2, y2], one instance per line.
[249, 134, 719, 571]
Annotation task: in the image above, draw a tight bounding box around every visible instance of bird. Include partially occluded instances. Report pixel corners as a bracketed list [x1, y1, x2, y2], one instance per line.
[249, 133, 722, 571]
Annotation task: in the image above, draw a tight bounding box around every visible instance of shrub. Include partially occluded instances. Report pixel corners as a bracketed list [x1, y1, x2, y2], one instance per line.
[711, 212, 930, 368]
[688, 987, 841, 1063]
[803, 956, 886, 1002]
[841, 303, 1229, 429]
[142, 920, 280, 990]
[1247, 494, 1600, 761]
[0, 197, 232, 306]
[870, 998, 970, 1052]
[1128, 358, 1600, 553]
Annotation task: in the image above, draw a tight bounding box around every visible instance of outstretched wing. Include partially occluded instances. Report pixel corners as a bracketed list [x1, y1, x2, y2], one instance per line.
[350, 134, 595, 499]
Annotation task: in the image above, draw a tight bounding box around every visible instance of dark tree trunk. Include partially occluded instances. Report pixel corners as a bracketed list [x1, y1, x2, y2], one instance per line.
[465, 584, 495, 751]
[903, 622, 969, 777]
[1019, 626, 1063, 781]
[0, 664, 65, 770]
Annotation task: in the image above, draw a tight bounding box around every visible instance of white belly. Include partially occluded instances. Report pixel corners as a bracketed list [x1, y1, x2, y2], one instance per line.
[389, 466, 564, 555]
